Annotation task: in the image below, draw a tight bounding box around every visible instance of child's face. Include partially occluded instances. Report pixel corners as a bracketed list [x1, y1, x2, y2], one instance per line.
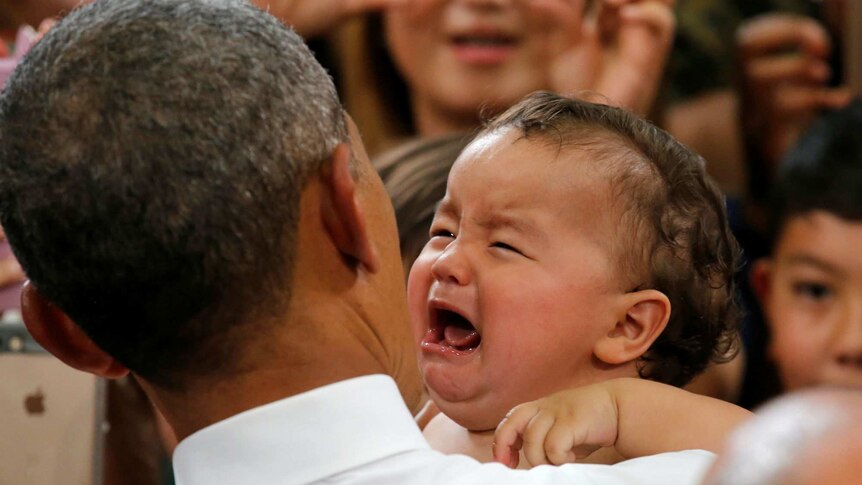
[755, 211, 862, 391]
[407, 130, 629, 430]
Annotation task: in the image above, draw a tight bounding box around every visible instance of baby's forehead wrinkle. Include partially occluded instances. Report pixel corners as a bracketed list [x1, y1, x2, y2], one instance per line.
[434, 196, 458, 220]
[474, 210, 547, 243]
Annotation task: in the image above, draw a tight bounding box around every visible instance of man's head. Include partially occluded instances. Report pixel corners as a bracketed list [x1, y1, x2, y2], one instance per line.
[705, 389, 862, 485]
[407, 92, 740, 430]
[753, 100, 862, 391]
[0, 0, 417, 407]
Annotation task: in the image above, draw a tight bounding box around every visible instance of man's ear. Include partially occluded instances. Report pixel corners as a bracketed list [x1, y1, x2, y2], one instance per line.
[594, 289, 671, 365]
[750, 259, 772, 313]
[21, 282, 128, 379]
[320, 143, 379, 273]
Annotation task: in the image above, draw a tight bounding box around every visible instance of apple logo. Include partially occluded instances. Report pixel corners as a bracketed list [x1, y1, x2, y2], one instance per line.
[24, 388, 45, 416]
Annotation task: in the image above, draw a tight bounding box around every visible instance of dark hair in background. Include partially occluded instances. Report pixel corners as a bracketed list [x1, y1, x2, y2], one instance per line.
[482, 92, 742, 387]
[365, 14, 415, 138]
[770, 100, 862, 246]
[375, 134, 472, 277]
[0, 0, 347, 390]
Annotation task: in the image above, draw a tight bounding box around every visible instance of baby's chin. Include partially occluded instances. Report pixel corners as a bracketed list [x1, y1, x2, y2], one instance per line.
[427, 387, 512, 432]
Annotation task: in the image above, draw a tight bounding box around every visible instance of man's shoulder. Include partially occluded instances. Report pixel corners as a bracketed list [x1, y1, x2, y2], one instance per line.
[344, 448, 716, 485]
[460, 450, 716, 485]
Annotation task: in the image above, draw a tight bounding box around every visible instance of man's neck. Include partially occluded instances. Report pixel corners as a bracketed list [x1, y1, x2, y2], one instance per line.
[142, 304, 405, 441]
[144, 353, 389, 441]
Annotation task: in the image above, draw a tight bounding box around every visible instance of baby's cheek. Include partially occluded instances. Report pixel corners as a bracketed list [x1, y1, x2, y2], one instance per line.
[406, 267, 432, 342]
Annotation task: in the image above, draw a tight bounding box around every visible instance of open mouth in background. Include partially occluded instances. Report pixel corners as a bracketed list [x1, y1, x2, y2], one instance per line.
[449, 33, 518, 65]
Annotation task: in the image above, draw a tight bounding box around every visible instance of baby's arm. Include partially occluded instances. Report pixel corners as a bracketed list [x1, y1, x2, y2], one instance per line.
[492, 378, 752, 468]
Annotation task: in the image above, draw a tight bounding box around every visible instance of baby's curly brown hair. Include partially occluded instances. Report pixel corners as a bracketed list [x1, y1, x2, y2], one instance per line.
[481, 92, 742, 386]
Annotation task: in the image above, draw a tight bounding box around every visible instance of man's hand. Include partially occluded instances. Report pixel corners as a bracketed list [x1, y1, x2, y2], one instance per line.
[252, 0, 406, 38]
[738, 13, 852, 172]
[531, 0, 675, 115]
[493, 383, 619, 468]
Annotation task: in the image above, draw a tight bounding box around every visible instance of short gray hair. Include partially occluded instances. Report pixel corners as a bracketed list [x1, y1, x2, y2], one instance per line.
[0, 0, 346, 389]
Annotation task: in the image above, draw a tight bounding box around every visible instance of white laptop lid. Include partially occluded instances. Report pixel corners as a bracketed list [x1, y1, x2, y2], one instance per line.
[0, 320, 104, 485]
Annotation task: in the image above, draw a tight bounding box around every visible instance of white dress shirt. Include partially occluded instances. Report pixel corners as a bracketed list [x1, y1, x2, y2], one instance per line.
[173, 375, 715, 485]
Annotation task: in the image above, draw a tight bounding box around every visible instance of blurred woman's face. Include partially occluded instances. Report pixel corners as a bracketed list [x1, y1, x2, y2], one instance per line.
[384, 0, 575, 134]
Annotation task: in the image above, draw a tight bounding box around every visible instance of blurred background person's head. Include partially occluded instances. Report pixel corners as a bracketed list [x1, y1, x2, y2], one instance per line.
[704, 389, 862, 485]
[752, 100, 862, 392]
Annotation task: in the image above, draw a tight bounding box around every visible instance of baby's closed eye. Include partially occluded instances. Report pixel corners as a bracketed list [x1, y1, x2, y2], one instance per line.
[431, 229, 456, 239]
[491, 241, 525, 257]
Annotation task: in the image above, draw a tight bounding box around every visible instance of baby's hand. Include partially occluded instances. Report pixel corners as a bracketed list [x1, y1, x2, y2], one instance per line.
[492, 383, 619, 468]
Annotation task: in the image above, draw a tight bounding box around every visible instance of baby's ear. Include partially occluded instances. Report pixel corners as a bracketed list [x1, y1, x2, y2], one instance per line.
[594, 290, 671, 365]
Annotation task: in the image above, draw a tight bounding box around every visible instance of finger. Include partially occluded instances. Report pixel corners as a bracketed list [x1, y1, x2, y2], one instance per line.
[821, 87, 855, 109]
[37, 18, 57, 35]
[522, 411, 556, 467]
[544, 424, 577, 465]
[745, 56, 832, 87]
[34, 19, 57, 44]
[493, 405, 537, 467]
[737, 14, 831, 60]
[491, 434, 523, 469]
[774, 85, 854, 117]
[618, 1, 675, 42]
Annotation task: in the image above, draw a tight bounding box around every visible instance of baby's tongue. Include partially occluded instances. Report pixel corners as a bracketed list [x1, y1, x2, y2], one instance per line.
[443, 325, 480, 349]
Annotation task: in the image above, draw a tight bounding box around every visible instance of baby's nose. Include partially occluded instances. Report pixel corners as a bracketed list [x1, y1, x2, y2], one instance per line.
[430, 242, 472, 286]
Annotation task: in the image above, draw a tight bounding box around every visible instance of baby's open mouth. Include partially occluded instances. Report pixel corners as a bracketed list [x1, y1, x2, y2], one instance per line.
[424, 308, 482, 353]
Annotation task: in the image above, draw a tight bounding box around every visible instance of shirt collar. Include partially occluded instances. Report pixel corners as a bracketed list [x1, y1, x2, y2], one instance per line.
[172, 374, 429, 485]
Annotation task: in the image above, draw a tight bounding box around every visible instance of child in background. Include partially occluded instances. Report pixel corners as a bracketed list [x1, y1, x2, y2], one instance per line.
[408, 92, 744, 466]
[752, 101, 862, 393]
